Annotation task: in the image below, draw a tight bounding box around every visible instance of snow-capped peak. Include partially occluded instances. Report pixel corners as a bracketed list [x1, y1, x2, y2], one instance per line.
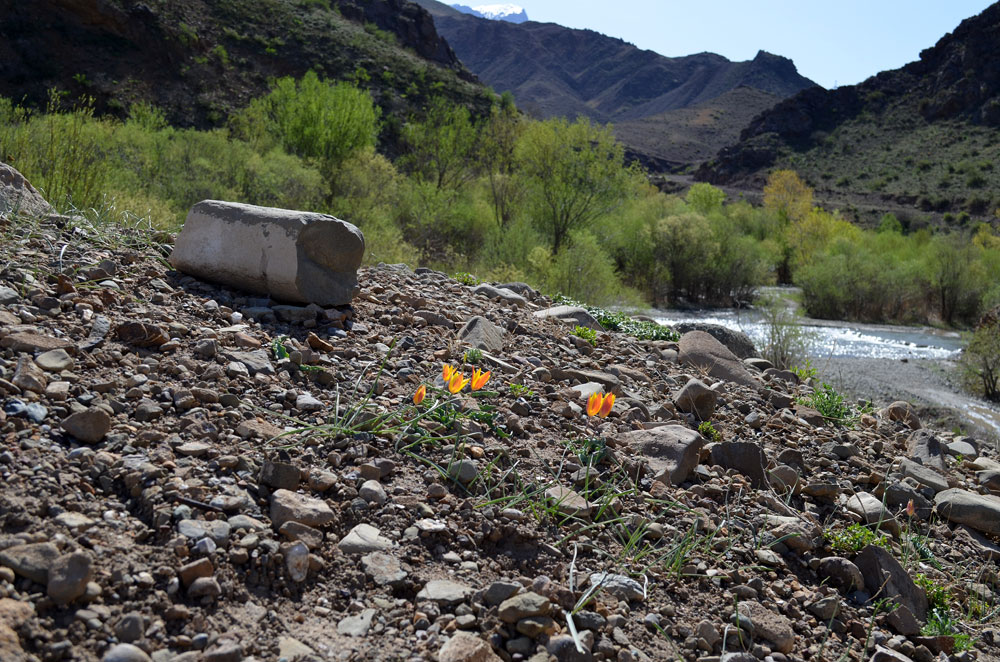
[448, 2, 529, 23]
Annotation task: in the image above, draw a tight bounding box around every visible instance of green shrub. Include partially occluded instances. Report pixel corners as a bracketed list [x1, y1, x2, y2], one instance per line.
[572, 325, 597, 345]
[824, 524, 891, 554]
[697, 421, 720, 442]
[960, 321, 1000, 401]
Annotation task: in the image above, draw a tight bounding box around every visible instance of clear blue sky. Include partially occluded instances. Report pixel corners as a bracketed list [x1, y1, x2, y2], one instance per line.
[454, 1, 995, 89]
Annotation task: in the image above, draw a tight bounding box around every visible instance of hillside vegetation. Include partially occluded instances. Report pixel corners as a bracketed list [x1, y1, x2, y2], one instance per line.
[699, 2, 1000, 227]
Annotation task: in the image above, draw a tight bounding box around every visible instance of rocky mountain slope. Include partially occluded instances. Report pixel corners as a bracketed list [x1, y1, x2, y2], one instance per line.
[0, 0, 492, 132]
[2, 167, 1000, 661]
[698, 2, 1000, 226]
[451, 3, 529, 23]
[415, 0, 817, 168]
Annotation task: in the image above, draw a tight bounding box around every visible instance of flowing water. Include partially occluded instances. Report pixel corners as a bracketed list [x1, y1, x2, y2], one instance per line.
[650, 302, 1000, 440]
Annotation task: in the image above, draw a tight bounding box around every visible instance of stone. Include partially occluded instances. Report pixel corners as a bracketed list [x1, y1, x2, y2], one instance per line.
[47, 552, 93, 604]
[616, 425, 703, 486]
[0, 161, 54, 217]
[677, 331, 758, 388]
[484, 581, 521, 606]
[361, 552, 407, 586]
[899, 458, 949, 494]
[295, 393, 323, 412]
[947, 438, 978, 458]
[169, 200, 363, 305]
[115, 322, 168, 348]
[881, 401, 921, 430]
[12, 356, 47, 393]
[457, 316, 504, 352]
[845, 492, 901, 537]
[588, 572, 644, 602]
[359, 479, 387, 505]
[448, 459, 479, 484]
[338, 523, 392, 554]
[279, 521, 324, 550]
[935, 488, 1000, 535]
[472, 284, 527, 308]
[54, 512, 95, 532]
[337, 608, 376, 636]
[735, 600, 795, 653]
[670, 322, 758, 358]
[498, 592, 551, 623]
[260, 460, 300, 490]
[818, 556, 864, 593]
[177, 520, 231, 547]
[854, 545, 927, 621]
[0, 286, 16, 305]
[178, 558, 214, 587]
[270, 490, 334, 529]
[0, 542, 60, 584]
[417, 579, 474, 607]
[885, 602, 922, 636]
[907, 429, 948, 473]
[870, 646, 918, 662]
[0, 332, 73, 354]
[768, 464, 801, 494]
[545, 486, 592, 518]
[102, 643, 152, 662]
[710, 441, 769, 489]
[533, 305, 604, 332]
[62, 407, 112, 444]
[807, 595, 841, 621]
[35, 348, 74, 372]
[115, 612, 144, 643]
[278, 637, 314, 661]
[225, 350, 274, 376]
[437, 632, 502, 662]
[673, 378, 717, 421]
[187, 576, 221, 598]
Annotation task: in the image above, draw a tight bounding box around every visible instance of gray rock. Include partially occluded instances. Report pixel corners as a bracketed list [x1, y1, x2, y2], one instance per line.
[337, 608, 376, 636]
[456, 316, 504, 352]
[0, 285, 17, 305]
[0, 161, 54, 218]
[338, 523, 392, 554]
[533, 305, 604, 332]
[484, 581, 521, 606]
[617, 425, 703, 486]
[260, 460, 300, 490]
[47, 552, 93, 604]
[295, 393, 323, 412]
[710, 441, 769, 489]
[735, 600, 795, 653]
[670, 322, 758, 358]
[270, 490, 334, 529]
[0, 542, 60, 584]
[448, 459, 479, 484]
[35, 349, 74, 372]
[62, 407, 112, 444]
[545, 486, 592, 518]
[845, 492, 901, 537]
[115, 612, 144, 643]
[935, 488, 1000, 535]
[102, 643, 152, 662]
[870, 645, 919, 662]
[818, 556, 864, 593]
[545, 635, 592, 662]
[177, 519, 232, 547]
[417, 579, 474, 607]
[169, 200, 363, 305]
[673, 378, 717, 421]
[224, 350, 274, 376]
[187, 576, 222, 598]
[498, 592, 551, 623]
[678, 331, 758, 388]
[472, 284, 527, 308]
[588, 572, 644, 602]
[907, 429, 948, 473]
[361, 552, 407, 586]
[855, 544, 927, 621]
[744, 357, 773, 371]
[12, 356, 47, 393]
[881, 401, 921, 430]
[808, 596, 841, 621]
[947, 438, 978, 458]
[899, 458, 949, 494]
[359, 479, 387, 506]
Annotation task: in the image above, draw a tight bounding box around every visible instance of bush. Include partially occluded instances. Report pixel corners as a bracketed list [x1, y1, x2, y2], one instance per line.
[757, 294, 812, 370]
[960, 321, 1000, 401]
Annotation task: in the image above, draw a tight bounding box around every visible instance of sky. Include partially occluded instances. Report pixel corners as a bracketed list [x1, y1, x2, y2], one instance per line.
[449, 1, 996, 89]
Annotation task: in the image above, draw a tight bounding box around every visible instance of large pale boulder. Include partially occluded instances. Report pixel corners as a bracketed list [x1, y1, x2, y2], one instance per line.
[0, 162, 54, 218]
[677, 331, 758, 388]
[169, 200, 364, 306]
[615, 425, 703, 486]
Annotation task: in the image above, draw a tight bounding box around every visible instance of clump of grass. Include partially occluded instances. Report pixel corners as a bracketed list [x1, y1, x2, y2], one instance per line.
[463, 348, 483, 364]
[554, 295, 679, 341]
[798, 383, 872, 426]
[823, 523, 891, 554]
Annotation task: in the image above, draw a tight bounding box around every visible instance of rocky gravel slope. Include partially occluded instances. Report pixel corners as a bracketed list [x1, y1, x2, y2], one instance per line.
[2, 212, 1000, 662]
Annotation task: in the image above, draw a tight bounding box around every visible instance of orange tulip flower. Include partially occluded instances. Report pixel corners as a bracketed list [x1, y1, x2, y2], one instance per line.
[413, 384, 426, 405]
[442, 364, 457, 382]
[587, 392, 603, 417]
[448, 372, 470, 394]
[470, 368, 491, 391]
[598, 393, 615, 418]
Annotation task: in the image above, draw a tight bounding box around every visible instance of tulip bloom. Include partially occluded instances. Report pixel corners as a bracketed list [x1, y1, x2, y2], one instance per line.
[470, 368, 491, 391]
[598, 393, 616, 418]
[442, 364, 457, 382]
[448, 372, 470, 394]
[413, 384, 426, 406]
[906, 499, 915, 517]
[587, 392, 603, 417]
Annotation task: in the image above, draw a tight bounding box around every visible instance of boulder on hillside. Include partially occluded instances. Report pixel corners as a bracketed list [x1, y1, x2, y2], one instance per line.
[677, 331, 758, 388]
[615, 425, 703, 486]
[169, 200, 364, 306]
[533, 306, 604, 332]
[0, 161, 54, 218]
[670, 322, 759, 358]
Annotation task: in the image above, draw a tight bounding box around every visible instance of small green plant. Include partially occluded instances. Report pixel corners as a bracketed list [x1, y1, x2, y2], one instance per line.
[568, 436, 607, 466]
[572, 325, 597, 345]
[697, 421, 721, 442]
[914, 573, 950, 611]
[921, 607, 974, 651]
[799, 383, 854, 425]
[272, 335, 290, 360]
[791, 359, 817, 381]
[823, 523, 891, 554]
[453, 272, 481, 286]
[553, 296, 679, 341]
[463, 348, 483, 364]
[508, 383, 534, 398]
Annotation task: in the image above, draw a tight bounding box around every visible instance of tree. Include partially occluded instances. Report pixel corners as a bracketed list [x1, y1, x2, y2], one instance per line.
[685, 182, 725, 215]
[516, 117, 636, 253]
[763, 169, 813, 223]
[401, 96, 478, 191]
[479, 96, 523, 228]
[961, 318, 1000, 401]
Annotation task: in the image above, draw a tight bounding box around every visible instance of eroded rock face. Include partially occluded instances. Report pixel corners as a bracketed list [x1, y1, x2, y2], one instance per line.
[169, 200, 364, 306]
